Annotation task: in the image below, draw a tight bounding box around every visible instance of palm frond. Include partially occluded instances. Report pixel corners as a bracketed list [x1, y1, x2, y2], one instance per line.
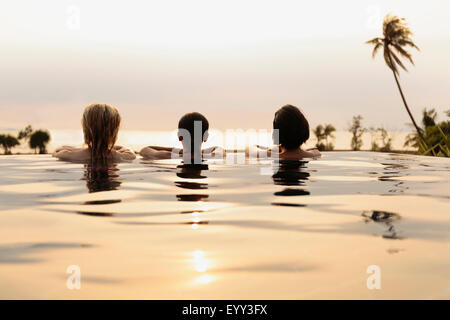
[391, 43, 414, 65]
[390, 50, 408, 72]
[397, 39, 420, 51]
[383, 48, 398, 74]
[371, 42, 383, 58]
[366, 37, 382, 45]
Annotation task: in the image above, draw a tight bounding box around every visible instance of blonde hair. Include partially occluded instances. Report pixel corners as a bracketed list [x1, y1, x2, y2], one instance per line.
[82, 103, 121, 160]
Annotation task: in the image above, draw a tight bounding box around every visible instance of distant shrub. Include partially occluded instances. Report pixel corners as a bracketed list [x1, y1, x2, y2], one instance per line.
[29, 130, 51, 154]
[404, 109, 449, 157]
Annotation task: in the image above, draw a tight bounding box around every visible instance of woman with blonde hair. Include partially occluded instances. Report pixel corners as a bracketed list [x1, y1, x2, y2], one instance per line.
[53, 103, 136, 162]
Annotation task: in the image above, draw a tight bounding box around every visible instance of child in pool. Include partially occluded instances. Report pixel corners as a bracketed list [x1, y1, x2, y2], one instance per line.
[140, 112, 220, 163]
[254, 104, 321, 160]
[53, 103, 136, 162]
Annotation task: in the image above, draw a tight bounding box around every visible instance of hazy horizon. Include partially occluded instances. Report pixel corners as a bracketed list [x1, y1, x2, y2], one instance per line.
[0, 128, 414, 153]
[1, 0, 449, 132]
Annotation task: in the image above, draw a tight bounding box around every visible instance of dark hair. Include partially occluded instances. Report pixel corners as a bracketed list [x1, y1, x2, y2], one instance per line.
[178, 112, 209, 144]
[273, 105, 310, 150]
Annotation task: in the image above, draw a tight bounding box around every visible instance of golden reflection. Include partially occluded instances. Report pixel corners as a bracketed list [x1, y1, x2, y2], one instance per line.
[195, 274, 215, 284]
[193, 250, 208, 272]
[176, 163, 211, 230]
[196, 201, 214, 213]
[191, 224, 199, 230]
[191, 250, 216, 285]
[186, 209, 210, 229]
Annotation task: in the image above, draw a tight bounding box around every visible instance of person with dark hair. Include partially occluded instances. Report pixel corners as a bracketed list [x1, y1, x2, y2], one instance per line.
[140, 112, 219, 162]
[255, 104, 320, 160]
[178, 112, 209, 149]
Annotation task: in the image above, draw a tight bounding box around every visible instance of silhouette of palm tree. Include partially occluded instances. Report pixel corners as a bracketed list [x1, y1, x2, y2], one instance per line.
[18, 125, 33, 142]
[349, 115, 365, 151]
[313, 124, 336, 150]
[366, 14, 424, 144]
[323, 124, 336, 147]
[421, 108, 437, 128]
[313, 125, 325, 149]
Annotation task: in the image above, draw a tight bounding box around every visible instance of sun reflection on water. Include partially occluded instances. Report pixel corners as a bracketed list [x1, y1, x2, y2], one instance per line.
[193, 250, 209, 272]
[191, 250, 216, 285]
[196, 274, 215, 284]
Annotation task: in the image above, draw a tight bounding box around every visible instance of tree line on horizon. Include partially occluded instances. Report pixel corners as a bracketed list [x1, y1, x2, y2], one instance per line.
[313, 116, 396, 152]
[0, 125, 51, 155]
[313, 108, 449, 155]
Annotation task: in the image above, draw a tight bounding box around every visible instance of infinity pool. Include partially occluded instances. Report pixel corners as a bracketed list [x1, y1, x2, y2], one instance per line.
[0, 152, 449, 299]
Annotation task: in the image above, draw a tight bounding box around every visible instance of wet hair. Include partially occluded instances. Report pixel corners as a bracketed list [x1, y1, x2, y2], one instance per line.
[273, 104, 310, 150]
[82, 103, 121, 160]
[178, 112, 209, 146]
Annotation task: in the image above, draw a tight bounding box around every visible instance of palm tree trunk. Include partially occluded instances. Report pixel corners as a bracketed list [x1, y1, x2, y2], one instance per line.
[387, 53, 426, 144]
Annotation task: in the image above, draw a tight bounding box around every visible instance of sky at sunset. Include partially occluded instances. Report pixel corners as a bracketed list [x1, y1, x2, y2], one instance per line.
[1, 0, 449, 132]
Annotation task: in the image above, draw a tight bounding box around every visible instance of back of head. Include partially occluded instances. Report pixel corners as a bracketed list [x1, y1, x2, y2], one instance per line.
[82, 103, 121, 160]
[273, 104, 310, 150]
[178, 112, 209, 146]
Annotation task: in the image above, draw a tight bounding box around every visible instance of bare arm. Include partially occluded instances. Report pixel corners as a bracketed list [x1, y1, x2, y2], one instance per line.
[53, 147, 90, 162]
[202, 146, 226, 159]
[139, 146, 174, 160]
[305, 148, 321, 158]
[144, 146, 175, 152]
[245, 145, 277, 158]
[54, 145, 79, 153]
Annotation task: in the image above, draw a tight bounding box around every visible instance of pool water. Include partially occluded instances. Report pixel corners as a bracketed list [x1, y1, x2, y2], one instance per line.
[0, 152, 449, 299]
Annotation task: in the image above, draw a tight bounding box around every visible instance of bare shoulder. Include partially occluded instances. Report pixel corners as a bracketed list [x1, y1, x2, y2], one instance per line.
[112, 148, 136, 161]
[301, 149, 321, 158]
